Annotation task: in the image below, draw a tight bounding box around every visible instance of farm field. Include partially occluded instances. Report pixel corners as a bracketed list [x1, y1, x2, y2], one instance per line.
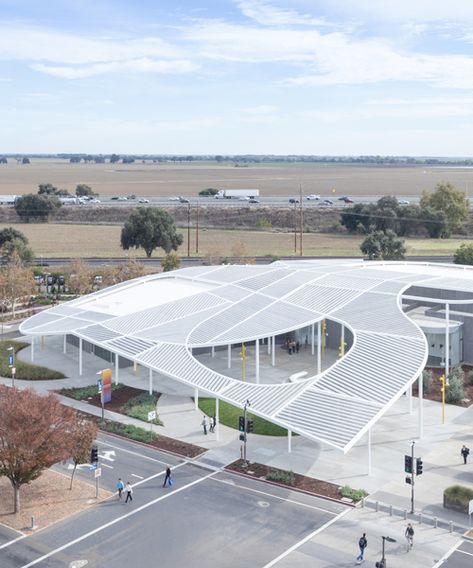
[0, 223, 465, 259]
[1, 159, 473, 198]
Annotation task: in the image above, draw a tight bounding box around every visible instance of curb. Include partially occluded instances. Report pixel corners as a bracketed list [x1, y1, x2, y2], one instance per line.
[223, 466, 356, 507]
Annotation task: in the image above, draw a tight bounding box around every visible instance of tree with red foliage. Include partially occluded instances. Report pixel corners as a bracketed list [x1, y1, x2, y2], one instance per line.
[0, 386, 97, 513]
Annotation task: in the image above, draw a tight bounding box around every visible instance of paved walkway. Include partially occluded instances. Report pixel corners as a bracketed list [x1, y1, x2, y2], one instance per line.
[5, 334, 473, 532]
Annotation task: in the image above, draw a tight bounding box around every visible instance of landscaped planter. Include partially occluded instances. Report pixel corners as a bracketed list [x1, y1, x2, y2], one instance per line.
[443, 485, 473, 514]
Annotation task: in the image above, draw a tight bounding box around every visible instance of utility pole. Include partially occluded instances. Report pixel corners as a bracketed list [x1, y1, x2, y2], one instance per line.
[196, 200, 199, 254]
[299, 183, 303, 256]
[293, 202, 297, 254]
[243, 399, 250, 464]
[187, 202, 191, 257]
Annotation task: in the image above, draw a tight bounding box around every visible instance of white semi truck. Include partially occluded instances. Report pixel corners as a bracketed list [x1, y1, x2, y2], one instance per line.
[215, 189, 260, 199]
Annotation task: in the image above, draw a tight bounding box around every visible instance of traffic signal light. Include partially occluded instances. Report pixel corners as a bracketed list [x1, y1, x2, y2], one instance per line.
[405, 476, 412, 485]
[404, 455, 413, 474]
[239, 433, 246, 442]
[416, 458, 423, 476]
[246, 419, 254, 433]
[238, 416, 245, 432]
[90, 446, 98, 463]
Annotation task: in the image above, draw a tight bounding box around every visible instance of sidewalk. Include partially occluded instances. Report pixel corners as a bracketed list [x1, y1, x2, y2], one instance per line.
[5, 334, 473, 531]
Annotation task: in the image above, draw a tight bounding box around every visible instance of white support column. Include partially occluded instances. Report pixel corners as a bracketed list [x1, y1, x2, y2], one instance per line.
[79, 337, 83, 376]
[63, 334, 67, 354]
[194, 387, 199, 411]
[317, 321, 322, 374]
[31, 336, 35, 362]
[216, 398, 220, 441]
[341, 325, 345, 356]
[148, 368, 153, 395]
[368, 428, 372, 476]
[445, 303, 450, 380]
[287, 429, 292, 453]
[211, 346, 215, 358]
[267, 336, 271, 355]
[271, 336, 275, 367]
[311, 324, 315, 355]
[227, 344, 232, 369]
[115, 353, 119, 385]
[418, 373, 424, 439]
[408, 383, 413, 415]
[255, 339, 260, 384]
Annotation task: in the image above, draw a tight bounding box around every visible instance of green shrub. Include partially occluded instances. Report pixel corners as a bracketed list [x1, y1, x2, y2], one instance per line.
[467, 371, 473, 386]
[446, 366, 465, 404]
[256, 218, 272, 230]
[121, 392, 162, 425]
[444, 485, 473, 512]
[100, 421, 158, 444]
[422, 370, 433, 394]
[59, 383, 125, 400]
[339, 485, 368, 502]
[266, 468, 295, 486]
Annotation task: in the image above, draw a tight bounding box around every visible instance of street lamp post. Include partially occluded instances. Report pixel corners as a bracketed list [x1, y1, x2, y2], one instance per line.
[7, 346, 15, 386]
[376, 536, 396, 568]
[243, 399, 250, 465]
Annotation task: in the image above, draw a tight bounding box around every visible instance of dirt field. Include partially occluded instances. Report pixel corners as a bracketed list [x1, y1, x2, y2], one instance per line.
[2, 159, 473, 197]
[0, 223, 463, 258]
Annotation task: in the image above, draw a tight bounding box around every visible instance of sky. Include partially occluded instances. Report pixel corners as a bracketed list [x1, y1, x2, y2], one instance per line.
[1, 0, 473, 155]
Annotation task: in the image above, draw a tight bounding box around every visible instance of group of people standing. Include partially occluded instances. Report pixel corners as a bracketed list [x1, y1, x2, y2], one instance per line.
[283, 338, 300, 355]
[201, 414, 217, 435]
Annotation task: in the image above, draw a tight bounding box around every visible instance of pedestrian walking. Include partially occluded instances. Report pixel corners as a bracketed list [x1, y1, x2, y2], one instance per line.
[163, 465, 172, 487]
[461, 444, 470, 464]
[405, 523, 414, 550]
[209, 415, 216, 433]
[212, 414, 217, 432]
[116, 478, 125, 500]
[125, 481, 133, 503]
[202, 416, 208, 435]
[295, 341, 300, 353]
[356, 533, 367, 564]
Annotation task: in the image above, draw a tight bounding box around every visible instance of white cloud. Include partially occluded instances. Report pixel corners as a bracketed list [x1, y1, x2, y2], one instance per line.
[241, 104, 278, 114]
[235, 0, 327, 27]
[31, 58, 197, 79]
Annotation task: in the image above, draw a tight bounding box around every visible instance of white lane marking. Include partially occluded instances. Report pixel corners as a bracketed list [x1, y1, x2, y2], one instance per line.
[261, 508, 351, 568]
[212, 476, 343, 515]
[20, 470, 217, 568]
[130, 473, 144, 479]
[97, 439, 171, 465]
[458, 549, 473, 557]
[99, 450, 116, 462]
[432, 539, 463, 568]
[101, 463, 113, 469]
[0, 534, 27, 550]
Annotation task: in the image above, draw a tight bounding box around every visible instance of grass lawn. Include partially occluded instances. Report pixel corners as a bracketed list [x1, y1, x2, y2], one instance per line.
[0, 223, 464, 258]
[0, 340, 64, 380]
[198, 398, 288, 436]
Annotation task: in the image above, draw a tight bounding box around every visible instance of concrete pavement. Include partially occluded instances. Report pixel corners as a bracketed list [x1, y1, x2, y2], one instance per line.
[4, 333, 473, 533]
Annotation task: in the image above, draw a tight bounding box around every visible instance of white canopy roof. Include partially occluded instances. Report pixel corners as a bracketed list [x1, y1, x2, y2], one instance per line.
[20, 260, 473, 452]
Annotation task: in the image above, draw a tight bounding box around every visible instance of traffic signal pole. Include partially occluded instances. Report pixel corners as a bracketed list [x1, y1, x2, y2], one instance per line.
[243, 401, 248, 464]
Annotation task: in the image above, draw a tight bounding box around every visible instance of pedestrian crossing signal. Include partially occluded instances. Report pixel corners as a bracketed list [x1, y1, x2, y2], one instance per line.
[246, 419, 254, 433]
[404, 455, 413, 474]
[238, 416, 245, 431]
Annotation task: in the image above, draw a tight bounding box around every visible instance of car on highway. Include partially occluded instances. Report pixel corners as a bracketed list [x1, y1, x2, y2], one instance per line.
[169, 196, 181, 201]
[319, 199, 334, 206]
[239, 196, 250, 201]
[339, 196, 354, 203]
[138, 198, 150, 203]
[248, 197, 260, 204]
[89, 198, 101, 204]
[399, 199, 410, 205]
[117, 196, 128, 201]
[289, 198, 300, 204]
[179, 197, 190, 204]
[306, 194, 320, 200]
[111, 196, 119, 200]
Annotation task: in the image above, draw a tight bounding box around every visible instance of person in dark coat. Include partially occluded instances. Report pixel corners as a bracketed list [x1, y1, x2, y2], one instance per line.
[356, 533, 367, 563]
[461, 445, 470, 464]
[163, 466, 172, 487]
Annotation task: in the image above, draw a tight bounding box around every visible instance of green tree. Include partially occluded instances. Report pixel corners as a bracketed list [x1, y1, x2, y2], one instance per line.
[446, 366, 465, 404]
[454, 243, 473, 265]
[397, 205, 423, 237]
[0, 157, 7, 164]
[421, 206, 448, 238]
[15, 194, 61, 222]
[21, 157, 30, 164]
[110, 153, 120, 163]
[161, 251, 181, 272]
[2, 239, 34, 265]
[360, 229, 406, 260]
[340, 203, 371, 233]
[198, 188, 219, 196]
[38, 183, 59, 195]
[420, 183, 468, 236]
[121, 208, 183, 258]
[75, 184, 97, 197]
[0, 227, 28, 248]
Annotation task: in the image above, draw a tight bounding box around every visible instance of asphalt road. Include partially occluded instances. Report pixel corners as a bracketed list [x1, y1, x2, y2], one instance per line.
[0, 433, 347, 568]
[440, 539, 473, 567]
